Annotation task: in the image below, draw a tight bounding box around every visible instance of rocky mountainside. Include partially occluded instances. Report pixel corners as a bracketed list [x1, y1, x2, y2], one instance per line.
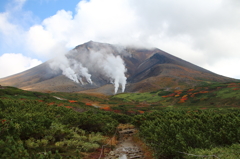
[0, 41, 236, 94]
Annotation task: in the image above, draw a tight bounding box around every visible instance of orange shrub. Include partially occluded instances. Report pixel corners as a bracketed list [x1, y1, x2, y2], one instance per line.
[100, 106, 111, 111]
[69, 100, 78, 103]
[190, 93, 198, 97]
[174, 90, 183, 93]
[85, 103, 92, 106]
[188, 89, 194, 92]
[199, 91, 208, 93]
[48, 102, 55, 105]
[1, 119, 6, 124]
[169, 93, 176, 97]
[162, 93, 175, 98]
[178, 99, 186, 103]
[178, 95, 188, 103]
[233, 88, 240, 90]
[65, 106, 73, 109]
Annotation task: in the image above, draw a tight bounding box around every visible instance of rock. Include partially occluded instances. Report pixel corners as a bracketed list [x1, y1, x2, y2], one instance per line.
[109, 151, 115, 156]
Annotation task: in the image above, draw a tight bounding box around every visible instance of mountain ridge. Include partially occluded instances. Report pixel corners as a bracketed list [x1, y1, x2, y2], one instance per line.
[0, 41, 237, 94]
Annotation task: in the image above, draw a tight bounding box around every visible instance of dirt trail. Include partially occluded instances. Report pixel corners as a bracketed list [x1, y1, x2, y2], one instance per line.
[104, 128, 144, 159]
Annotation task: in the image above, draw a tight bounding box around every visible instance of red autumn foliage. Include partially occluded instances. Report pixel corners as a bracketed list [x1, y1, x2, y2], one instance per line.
[178, 99, 186, 103]
[100, 106, 111, 111]
[178, 94, 188, 103]
[233, 88, 240, 90]
[69, 100, 78, 103]
[168, 93, 176, 97]
[37, 100, 43, 102]
[127, 110, 136, 114]
[228, 83, 240, 88]
[162, 93, 175, 98]
[85, 103, 92, 106]
[199, 91, 208, 94]
[64, 106, 73, 109]
[190, 93, 198, 97]
[187, 89, 194, 92]
[174, 90, 183, 93]
[138, 110, 144, 114]
[1, 119, 6, 124]
[113, 110, 121, 113]
[48, 102, 55, 105]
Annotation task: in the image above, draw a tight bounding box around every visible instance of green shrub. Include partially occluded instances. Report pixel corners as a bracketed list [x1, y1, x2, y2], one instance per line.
[134, 109, 240, 158]
[186, 144, 240, 159]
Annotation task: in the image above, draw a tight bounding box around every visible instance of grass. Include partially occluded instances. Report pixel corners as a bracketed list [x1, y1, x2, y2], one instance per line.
[113, 92, 164, 102]
[111, 82, 240, 110]
[2, 81, 240, 113]
[186, 144, 240, 159]
[216, 87, 240, 99]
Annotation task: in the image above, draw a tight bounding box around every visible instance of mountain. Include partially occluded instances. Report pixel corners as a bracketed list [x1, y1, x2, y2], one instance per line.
[0, 41, 237, 94]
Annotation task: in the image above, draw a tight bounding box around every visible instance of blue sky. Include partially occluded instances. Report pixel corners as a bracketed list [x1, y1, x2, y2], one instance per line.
[0, 0, 81, 20]
[0, 0, 80, 58]
[22, 0, 80, 20]
[0, 0, 240, 79]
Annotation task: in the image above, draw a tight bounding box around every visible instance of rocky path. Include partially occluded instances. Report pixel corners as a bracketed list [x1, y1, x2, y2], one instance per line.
[104, 128, 144, 159]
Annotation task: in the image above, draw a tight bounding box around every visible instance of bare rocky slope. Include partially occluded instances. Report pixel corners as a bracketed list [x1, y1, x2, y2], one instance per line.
[0, 41, 237, 94]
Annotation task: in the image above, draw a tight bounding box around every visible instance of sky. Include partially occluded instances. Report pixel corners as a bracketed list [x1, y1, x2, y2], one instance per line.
[0, 0, 240, 79]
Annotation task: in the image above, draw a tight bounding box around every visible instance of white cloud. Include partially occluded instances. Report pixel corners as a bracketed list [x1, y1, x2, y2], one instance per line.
[27, 25, 59, 58]
[0, 53, 42, 78]
[204, 58, 240, 79]
[0, 12, 25, 47]
[0, 12, 16, 35]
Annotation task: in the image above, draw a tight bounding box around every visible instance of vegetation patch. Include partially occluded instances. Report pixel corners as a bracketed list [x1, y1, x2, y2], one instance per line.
[1, 82, 240, 158]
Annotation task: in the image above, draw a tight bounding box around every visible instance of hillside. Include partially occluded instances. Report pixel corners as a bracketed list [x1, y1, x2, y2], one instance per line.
[1, 83, 240, 158]
[0, 41, 237, 94]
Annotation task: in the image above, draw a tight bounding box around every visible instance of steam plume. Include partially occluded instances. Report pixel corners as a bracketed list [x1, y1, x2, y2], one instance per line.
[49, 43, 127, 94]
[49, 54, 92, 85]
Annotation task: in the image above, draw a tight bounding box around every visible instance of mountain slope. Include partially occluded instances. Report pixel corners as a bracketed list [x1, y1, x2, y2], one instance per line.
[0, 41, 237, 94]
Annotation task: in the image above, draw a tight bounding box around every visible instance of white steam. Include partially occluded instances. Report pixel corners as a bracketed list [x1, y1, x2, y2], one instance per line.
[71, 59, 92, 84]
[88, 51, 127, 93]
[49, 46, 127, 94]
[49, 54, 92, 85]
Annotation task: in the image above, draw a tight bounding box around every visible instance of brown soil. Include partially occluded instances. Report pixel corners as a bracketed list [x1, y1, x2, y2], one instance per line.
[104, 125, 145, 159]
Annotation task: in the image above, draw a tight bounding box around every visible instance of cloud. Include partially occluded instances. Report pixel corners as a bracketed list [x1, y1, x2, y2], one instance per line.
[27, 25, 65, 58]
[0, 53, 42, 78]
[0, 0, 35, 54]
[1, 0, 240, 79]
[204, 58, 240, 79]
[0, 12, 16, 36]
[0, 12, 24, 47]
